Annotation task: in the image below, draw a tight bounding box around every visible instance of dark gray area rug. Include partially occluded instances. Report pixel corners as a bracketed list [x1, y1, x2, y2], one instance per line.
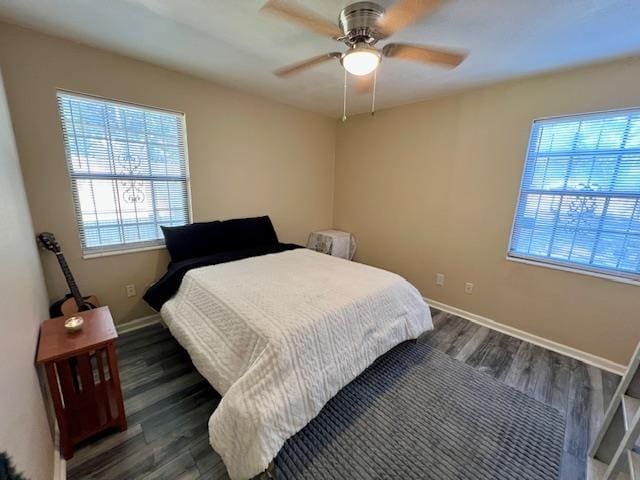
[274, 341, 565, 479]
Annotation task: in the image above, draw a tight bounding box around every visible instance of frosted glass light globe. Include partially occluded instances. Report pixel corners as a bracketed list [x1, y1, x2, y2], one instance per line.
[342, 47, 381, 76]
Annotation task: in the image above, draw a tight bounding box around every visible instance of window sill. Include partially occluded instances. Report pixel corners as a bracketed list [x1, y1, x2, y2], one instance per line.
[82, 244, 166, 260]
[506, 255, 640, 286]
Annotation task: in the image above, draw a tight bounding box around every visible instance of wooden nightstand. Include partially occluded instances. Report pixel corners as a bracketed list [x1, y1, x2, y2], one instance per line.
[36, 306, 127, 459]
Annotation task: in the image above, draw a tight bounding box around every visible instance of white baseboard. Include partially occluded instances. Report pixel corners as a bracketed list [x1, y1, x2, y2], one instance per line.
[53, 451, 66, 480]
[116, 303, 626, 374]
[425, 297, 627, 376]
[116, 313, 163, 334]
[52, 428, 66, 480]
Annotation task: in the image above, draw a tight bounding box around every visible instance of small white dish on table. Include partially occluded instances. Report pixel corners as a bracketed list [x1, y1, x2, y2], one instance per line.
[64, 315, 84, 333]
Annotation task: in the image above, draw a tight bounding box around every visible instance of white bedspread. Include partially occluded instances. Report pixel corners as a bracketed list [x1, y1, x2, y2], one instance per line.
[161, 248, 432, 479]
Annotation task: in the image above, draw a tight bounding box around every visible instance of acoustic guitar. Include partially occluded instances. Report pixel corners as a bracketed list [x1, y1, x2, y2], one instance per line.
[37, 232, 100, 317]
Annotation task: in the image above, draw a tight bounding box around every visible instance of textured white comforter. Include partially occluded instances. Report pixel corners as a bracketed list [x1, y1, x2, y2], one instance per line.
[161, 248, 432, 479]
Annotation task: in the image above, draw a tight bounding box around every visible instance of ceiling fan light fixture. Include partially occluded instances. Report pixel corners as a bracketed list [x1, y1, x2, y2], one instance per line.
[341, 44, 381, 76]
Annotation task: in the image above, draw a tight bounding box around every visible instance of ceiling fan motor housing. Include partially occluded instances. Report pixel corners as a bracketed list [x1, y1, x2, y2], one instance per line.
[338, 2, 386, 46]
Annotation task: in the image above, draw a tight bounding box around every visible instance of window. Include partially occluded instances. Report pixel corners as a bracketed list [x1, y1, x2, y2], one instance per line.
[57, 92, 190, 256]
[509, 108, 640, 282]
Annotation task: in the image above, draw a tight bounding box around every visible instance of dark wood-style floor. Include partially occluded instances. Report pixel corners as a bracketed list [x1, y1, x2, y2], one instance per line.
[67, 309, 620, 479]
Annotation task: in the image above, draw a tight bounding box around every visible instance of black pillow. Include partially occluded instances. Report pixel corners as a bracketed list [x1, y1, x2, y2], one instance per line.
[161, 216, 279, 263]
[219, 216, 279, 250]
[161, 221, 225, 263]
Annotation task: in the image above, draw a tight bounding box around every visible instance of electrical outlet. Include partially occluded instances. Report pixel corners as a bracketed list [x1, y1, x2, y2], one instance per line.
[464, 282, 474, 294]
[126, 284, 137, 298]
[435, 273, 445, 286]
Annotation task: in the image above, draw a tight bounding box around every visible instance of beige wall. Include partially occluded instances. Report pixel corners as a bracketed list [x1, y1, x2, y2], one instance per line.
[0, 69, 54, 479]
[334, 57, 640, 365]
[1, 21, 638, 365]
[0, 23, 336, 324]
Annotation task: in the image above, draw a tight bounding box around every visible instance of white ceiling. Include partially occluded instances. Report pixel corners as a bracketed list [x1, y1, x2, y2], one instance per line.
[0, 0, 639, 117]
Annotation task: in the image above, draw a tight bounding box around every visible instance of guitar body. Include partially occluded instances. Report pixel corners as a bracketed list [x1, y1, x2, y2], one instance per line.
[49, 294, 100, 318]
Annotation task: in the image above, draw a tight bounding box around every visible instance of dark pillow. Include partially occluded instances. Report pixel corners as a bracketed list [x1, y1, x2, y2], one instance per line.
[161, 221, 224, 263]
[219, 216, 278, 250]
[161, 216, 279, 263]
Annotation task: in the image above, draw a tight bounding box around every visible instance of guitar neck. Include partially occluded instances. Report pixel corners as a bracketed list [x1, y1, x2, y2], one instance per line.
[55, 252, 86, 308]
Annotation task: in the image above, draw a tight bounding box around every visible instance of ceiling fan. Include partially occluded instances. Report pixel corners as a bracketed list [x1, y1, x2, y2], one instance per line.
[262, 0, 467, 84]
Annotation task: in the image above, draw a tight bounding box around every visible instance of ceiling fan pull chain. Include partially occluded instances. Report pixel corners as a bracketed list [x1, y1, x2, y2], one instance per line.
[342, 69, 348, 122]
[371, 69, 377, 116]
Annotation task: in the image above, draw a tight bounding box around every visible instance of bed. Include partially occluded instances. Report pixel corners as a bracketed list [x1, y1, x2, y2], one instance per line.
[144, 216, 432, 479]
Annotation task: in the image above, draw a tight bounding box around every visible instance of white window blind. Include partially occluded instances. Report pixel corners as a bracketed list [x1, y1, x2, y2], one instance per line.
[509, 108, 640, 281]
[57, 92, 190, 256]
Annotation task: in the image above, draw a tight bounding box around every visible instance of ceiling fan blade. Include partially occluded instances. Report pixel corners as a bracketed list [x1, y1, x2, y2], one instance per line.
[354, 73, 374, 94]
[261, 0, 342, 39]
[377, 0, 442, 37]
[382, 43, 466, 68]
[274, 52, 341, 77]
